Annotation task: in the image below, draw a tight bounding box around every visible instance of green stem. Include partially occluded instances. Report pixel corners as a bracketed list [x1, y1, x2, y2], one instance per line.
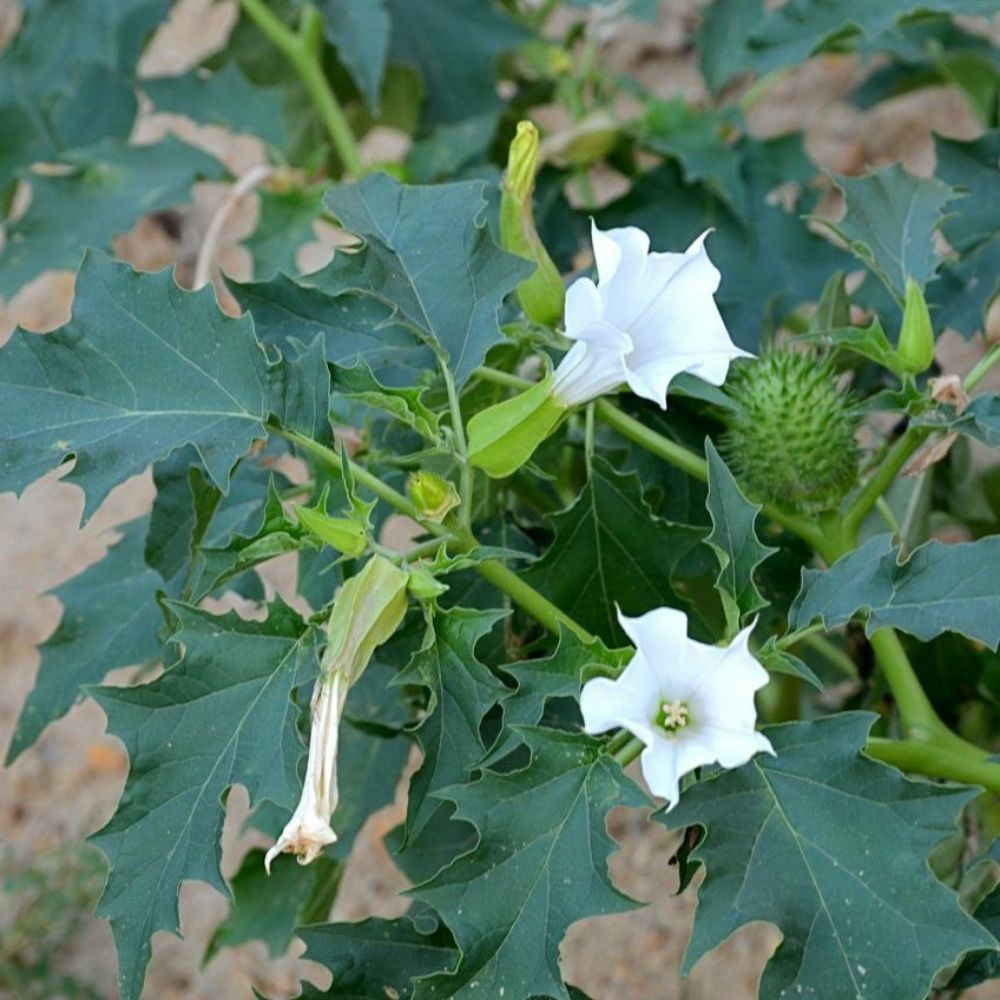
[613, 735, 644, 766]
[866, 738, 1000, 795]
[964, 340, 1000, 392]
[238, 0, 363, 177]
[868, 629, 971, 754]
[441, 361, 473, 531]
[802, 633, 857, 678]
[841, 425, 931, 538]
[282, 430, 594, 643]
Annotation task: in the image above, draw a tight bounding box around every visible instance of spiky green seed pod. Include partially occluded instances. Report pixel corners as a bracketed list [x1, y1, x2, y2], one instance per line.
[723, 351, 859, 514]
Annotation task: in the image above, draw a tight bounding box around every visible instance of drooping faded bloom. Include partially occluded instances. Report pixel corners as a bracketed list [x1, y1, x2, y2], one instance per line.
[551, 223, 749, 409]
[580, 607, 773, 809]
[265, 555, 409, 872]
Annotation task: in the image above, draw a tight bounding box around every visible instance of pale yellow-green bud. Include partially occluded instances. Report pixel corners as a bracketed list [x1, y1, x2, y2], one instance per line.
[896, 278, 935, 374]
[294, 504, 369, 558]
[500, 121, 565, 328]
[467, 374, 568, 478]
[323, 554, 410, 685]
[407, 564, 449, 601]
[407, 471, 460, 523]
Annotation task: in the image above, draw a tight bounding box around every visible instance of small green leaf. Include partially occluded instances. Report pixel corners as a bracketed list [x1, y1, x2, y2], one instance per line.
[704, 439, 777, 632]
[0, 252, 270, 521]
[320, 173, 532, 385]
[396, 608, 507, 845]
[332, 361, 440, 441]
[819, 164, 956, 300]
[791, 533, 1000, 647]
[756, 636, 824, 690]
[193, 480, 315, 600]
[799, 317, 909, 375]
[935, 131, 1000, 253]
[6, 517, 163, 763]
[90, 599, 319, 1000]
[525, 457, 707, 645]
[413, 727, 647, 1000]
[299, 918, 458, 998]
[666, 713, 994, 998]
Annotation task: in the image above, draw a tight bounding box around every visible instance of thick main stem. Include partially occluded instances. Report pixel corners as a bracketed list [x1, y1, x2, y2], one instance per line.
[238, 0, 363, 178]
[866, 738, 1000, 795]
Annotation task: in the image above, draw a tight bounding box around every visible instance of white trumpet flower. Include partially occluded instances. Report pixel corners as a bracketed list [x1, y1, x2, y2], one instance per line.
[265, 671, 346, 872]
[580, 607, 774, 809]
[551, 223, 749, 409]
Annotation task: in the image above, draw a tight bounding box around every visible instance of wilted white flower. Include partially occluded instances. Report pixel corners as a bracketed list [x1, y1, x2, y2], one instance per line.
[265, 672, 346, 872]
[580, 606, 773, 808]
[551, 223, 749, 409]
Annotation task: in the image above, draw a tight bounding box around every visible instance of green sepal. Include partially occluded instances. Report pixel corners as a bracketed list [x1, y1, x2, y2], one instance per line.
[293, 502, 369, 558]
[897, 277, 936, 374]
[467, 375, 567, 478]
[408, 470, 461, 523]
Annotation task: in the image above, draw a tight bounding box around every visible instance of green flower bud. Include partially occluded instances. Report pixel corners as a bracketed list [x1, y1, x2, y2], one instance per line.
[294, 504, 368, 557]
[407, 471, 460, 523]
[407, 565, 449, 600]
[467, 374, 567, 478]
[500, 121, 565, 327]
[323, 554, 410, 685]
[896, 278, 935, 374]
[723, 351, 859, 514]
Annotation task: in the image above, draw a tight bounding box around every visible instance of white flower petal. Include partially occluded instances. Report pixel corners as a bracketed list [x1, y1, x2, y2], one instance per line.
[639, 741, 682, 807]
[564, 276, 603, 339]
[551, 323, 631, 407]
[694, 722, 772, 769]
[591, 222, 649, 288]
[580, 653, 660, 743]
[556, 224, 746, 410]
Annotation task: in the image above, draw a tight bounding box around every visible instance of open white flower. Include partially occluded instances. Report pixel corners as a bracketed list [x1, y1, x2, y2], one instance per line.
[551, 223, 749, 409]
[580, 607, 773, 809]
[265, 671, 345, 872]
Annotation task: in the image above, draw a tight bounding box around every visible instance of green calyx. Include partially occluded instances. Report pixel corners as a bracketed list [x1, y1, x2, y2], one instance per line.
[467, 374, 568, 478]
[724, 351, 859, 514]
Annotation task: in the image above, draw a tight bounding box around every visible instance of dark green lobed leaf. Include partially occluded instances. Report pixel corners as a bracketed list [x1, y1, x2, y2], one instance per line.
[320, 173, 532, 385]
[819, 164, 955, 300]
[89, 599, 319, 1000]
[667, 713, 995, 997]
[396, 608, 507, 845]
[704, 439, 777, 631]
[0, 253, 270, 520]
[6, 516, 164, 763]
[524, 457, 707, 646]
[413, 727, 648, 999]
[299, 917, 459, 998]
[790, 532, 1000, 647]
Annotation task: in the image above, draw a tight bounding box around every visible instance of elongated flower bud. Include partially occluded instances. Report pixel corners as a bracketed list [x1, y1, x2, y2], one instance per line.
[500, 121, 565, 327]
[896, 278, 935, 374]
[265, 555, 409, 871]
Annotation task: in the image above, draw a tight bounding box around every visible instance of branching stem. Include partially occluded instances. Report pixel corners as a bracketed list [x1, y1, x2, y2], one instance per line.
[238, 0, 363, 177]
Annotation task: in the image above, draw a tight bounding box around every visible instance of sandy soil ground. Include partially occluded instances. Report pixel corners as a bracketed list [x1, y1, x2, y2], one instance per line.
[2, 2, 1000, 998]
